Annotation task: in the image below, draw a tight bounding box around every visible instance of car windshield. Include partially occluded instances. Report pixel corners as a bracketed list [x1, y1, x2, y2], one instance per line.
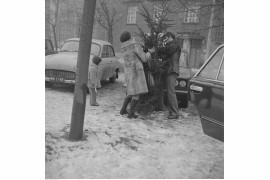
[60, 40, 101, 56]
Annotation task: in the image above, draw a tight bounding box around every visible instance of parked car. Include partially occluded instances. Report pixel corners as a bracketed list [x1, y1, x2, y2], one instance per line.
[189, 44, 224, 142]
[45, 38, 122, 86]
[45, 39, 57, 56]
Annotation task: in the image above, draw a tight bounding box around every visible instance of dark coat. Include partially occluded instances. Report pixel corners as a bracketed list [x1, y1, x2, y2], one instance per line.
[157, 39, 181, 76]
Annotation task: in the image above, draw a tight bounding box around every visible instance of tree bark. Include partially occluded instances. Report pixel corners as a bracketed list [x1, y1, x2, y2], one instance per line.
[204, 0, 215, 61]
[69, 0, 97, 141]
[52, 25, 58, 49]
[52, 0, 60, 49]
[108, 26, 113, 44]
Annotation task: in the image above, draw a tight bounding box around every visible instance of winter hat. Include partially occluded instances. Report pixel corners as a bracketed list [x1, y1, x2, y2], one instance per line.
[92, 56, 102, 65]
[120, 31, 131, 43]
[164, 32, 175, 39]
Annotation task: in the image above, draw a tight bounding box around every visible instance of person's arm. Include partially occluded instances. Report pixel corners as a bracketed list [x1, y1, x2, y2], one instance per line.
[134, 43, 151, 63]
[157, 42, 179, 56]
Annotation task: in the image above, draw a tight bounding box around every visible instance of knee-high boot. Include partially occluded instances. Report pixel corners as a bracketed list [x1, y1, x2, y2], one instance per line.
[127, 99, 138, 119]
[120, 96, 132, 115]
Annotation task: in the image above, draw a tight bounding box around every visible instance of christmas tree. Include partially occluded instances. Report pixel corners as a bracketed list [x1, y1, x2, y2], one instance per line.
[135, 2, 174, 113]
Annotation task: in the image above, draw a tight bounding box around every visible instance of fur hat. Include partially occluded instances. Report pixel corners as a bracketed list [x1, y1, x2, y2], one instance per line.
[92, 55, 102, 65]
[120, 31, 131, 43]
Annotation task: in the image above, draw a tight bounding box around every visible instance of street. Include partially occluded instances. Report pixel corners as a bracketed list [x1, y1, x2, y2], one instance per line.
[45, 73, 224, 179]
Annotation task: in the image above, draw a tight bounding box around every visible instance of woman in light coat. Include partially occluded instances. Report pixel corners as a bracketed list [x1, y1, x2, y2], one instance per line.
[119, 31, 153, 118]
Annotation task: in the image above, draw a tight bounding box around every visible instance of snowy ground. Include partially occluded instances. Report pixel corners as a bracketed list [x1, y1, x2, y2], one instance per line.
[45, 73, 224, 179]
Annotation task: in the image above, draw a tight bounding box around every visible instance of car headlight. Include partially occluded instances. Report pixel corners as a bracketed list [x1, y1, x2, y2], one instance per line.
[179, 80, 186, 87]
[175, 80, 179, 86]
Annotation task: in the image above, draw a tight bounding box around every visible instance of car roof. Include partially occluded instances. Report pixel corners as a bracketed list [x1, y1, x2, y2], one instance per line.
[64, 38, 112, 46]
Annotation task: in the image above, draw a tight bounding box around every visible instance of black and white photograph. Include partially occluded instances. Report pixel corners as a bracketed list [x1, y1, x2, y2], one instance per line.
[45, 0, 224, 178]
[3, 0, 270, 179]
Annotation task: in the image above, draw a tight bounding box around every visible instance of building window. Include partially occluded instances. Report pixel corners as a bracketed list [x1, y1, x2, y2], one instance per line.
[127, 6, 138, 24]
[184, 5, 199, 23]
[215, 19, 224, 43]
[153, 4, 163, 22]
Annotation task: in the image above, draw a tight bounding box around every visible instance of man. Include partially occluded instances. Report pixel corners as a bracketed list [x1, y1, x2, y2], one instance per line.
[157, 32, 181, 119]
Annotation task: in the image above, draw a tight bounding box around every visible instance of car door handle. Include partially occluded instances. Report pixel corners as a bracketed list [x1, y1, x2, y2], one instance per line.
[190, 85, 203, 94]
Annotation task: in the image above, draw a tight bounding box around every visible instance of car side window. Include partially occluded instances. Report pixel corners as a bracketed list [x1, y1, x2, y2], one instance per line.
[101, 45, 109, 58]
[197, 47, 224, 80]
[108, 46, 115, 57]
[217, 59, 224, 81]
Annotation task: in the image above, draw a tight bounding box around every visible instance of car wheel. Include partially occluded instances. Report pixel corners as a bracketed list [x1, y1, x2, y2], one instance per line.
[178, 96, 189, 108]
[109, 72, 117, 83]
[45, 82, 53, 88]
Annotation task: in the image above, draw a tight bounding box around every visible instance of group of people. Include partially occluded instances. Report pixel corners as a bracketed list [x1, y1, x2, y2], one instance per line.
[87, 30, 181, 120]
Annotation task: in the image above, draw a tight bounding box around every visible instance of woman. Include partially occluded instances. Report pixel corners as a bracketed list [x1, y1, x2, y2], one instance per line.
[119, 31, 153, 118]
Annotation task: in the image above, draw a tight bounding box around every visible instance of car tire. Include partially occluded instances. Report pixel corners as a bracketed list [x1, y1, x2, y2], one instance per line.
[109, 72, 117, 83]
[45, 82, 53, 88]
[178, 96, 189, 108]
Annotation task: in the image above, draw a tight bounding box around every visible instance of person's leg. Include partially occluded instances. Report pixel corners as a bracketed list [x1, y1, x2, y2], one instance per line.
[127, 95, 139, 119]
[120, 95, 132, 115]
[166, 74, 179, 119]
[89, 88, 99, 106]
[157, 75, 167, 111]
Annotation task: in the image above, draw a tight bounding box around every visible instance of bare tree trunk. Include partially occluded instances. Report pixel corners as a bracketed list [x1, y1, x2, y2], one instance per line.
[108, 26, 113, 44]
[52, 25, 58, 49]
[77, 19, 81, 37]
[204, 0, 215, 61]
[52, 0, 60, 50]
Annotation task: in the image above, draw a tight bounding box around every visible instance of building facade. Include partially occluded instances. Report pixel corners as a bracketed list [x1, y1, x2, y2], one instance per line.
[45, 0, 224, 68]
[112, 0, 224, 68]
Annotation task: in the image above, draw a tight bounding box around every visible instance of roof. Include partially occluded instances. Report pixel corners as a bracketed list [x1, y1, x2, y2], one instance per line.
[64, 38, 112, 46]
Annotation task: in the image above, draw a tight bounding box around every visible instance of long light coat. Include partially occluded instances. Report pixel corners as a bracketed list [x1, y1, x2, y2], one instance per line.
[87, 63, 101, 88]
[121, 40, 149, 96]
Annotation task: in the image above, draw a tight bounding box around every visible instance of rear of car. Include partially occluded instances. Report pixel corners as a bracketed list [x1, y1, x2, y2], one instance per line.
[189, 45, 224, 142]
[175, 66, 191, 108]
[174, 50, 193, 108]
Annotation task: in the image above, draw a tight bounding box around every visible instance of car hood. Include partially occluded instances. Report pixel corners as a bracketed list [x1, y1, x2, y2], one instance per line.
[45, 52, 94, 72]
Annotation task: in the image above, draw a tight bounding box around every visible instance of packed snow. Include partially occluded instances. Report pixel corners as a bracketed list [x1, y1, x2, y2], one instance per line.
[45, 73, 224, 179]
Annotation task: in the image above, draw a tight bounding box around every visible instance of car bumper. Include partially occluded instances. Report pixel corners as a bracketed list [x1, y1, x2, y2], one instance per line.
[175, 89, 188, 94]
[45, 77, 75, 84]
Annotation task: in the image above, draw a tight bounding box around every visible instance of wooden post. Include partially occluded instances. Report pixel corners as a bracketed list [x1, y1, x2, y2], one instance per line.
[69, 0, 97, 140]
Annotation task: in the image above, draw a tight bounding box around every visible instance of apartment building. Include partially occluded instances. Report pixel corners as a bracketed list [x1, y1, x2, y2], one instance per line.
[113, 0, 223, 68]
[45, 0, 223, 68]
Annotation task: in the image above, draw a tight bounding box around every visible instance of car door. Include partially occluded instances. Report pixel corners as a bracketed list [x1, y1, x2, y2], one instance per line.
[100, 45, 111, 80]
[189, 45, 224, 142]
